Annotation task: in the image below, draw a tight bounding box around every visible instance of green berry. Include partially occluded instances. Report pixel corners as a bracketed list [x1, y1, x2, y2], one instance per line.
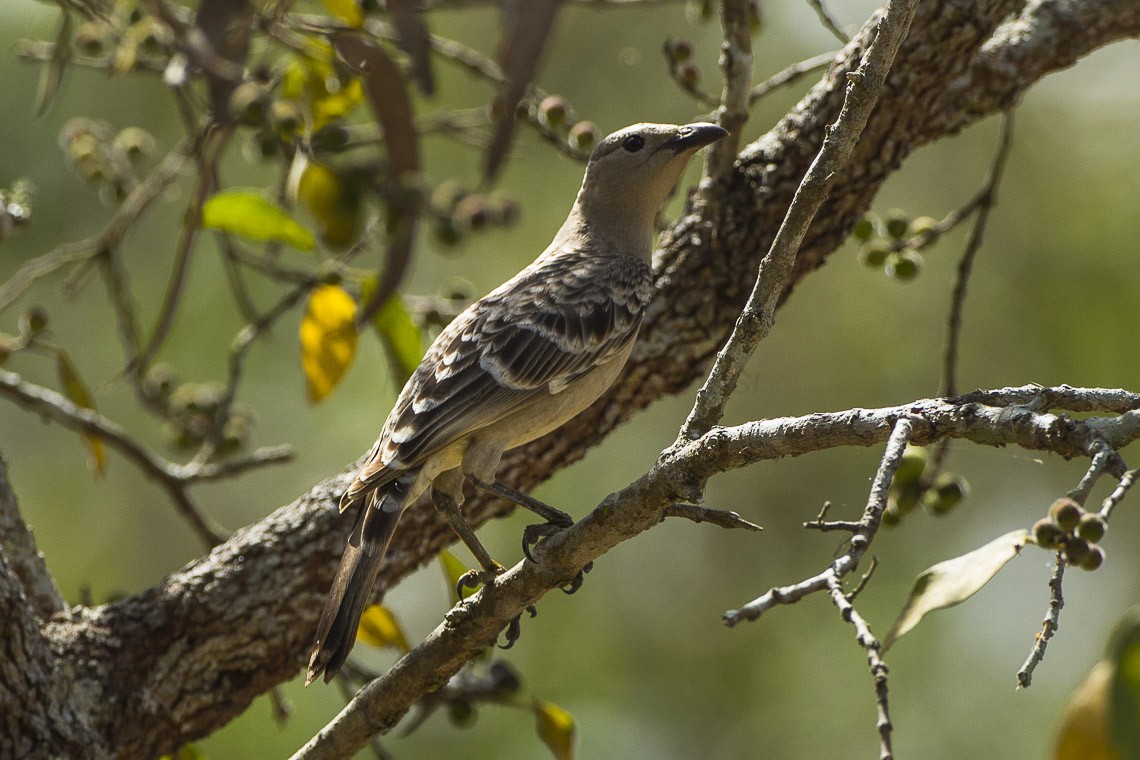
[858, 241, 890, 269]
[884, 209, 910, 239]
[113, 127, 155, 160]
[852, 216, 875, 242]
[447, 698, 476, 728]
[667, 39, 695, 63]
[74, 22, 108, 57]
[1063, 536, 1091, 565]
[454, 195, 491, 231]
[311, 123, 349, 152]
[537, 96, 569, 129]
[1049, 497, 1083, 532]
[929, 473, 970, 515]
[907, 215, 939, 239]
[881, 503, 901, 527]
[568, 121, 599, 153]
[1032, 518, 1063, 548]
[886, 250, 923, 281]
[1076, 513, 1106, 543]
[228, 82, 268, 126]
[269, 100, 305, 137]
[1078, 544, 1105, 572]
[894, 447, 928, 486]
[677, 62, 701, 87]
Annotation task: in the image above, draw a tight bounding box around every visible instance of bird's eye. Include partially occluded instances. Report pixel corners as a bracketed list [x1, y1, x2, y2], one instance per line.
[622, 135, 645, 152]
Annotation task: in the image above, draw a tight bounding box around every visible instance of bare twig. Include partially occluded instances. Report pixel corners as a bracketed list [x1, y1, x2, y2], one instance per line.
[663, 503, 763, 531]
[679, 0, 920, 441]
[705, 0, 754, 184]
[1016, 556, 1065, 688]
[748, 51, 837, 104]
[807, 0, 850, 43]
[942, 110, 1015, 396]
[1100, 468, 1138, 522]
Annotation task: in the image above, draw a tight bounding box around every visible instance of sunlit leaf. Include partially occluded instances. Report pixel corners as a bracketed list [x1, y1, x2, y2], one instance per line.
[294, 162, 361, 249]
[883, 529, 1029, 649]
[356, 604, 411, 653]
[439, 549, 478, 605]
[534, 699, 576, 760]
[202, 191, 314, 251]
[1109, 608, 1140, 759]
[362, 280, 423, 383]
[1054, 661, 1117, 760]
[160, 743, 208, 760]
[322, 0, 364, 28]
[281, 44, 364, 130]
[56, 351, 107, 476]
[299, 284, 358, 403]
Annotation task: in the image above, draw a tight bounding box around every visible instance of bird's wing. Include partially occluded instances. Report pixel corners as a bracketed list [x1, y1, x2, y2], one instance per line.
[343, 250, 653, 501]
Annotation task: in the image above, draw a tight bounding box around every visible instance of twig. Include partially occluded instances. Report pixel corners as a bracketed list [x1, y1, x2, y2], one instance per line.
[827, 574, 893, 759]
[0, 132, 201, 315]
[705, 0, 754, 184]
[725, 417, 913, 625]
[1067, 447, 1113, 505]
[748, 51, 838, 104]
[803, 500, 861, 532]
[941, 109, 1014, 396]
[807, 0, 850, 43]
[663, 503, 762, 531]
[1100, 468, 1138, 521]
[1016, 556, 1065, 689]
[679, 0, 920, 441]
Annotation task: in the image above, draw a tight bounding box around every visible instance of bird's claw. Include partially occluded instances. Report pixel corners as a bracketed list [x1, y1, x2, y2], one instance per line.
[500, 605, 539, 650]
[560, 561, 593, 595]
[456, 561, 506, 599]
[521, 516, 574, 563]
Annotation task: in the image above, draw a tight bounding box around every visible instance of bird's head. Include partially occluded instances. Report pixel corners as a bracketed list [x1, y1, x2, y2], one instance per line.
[568, 122, 728, 254]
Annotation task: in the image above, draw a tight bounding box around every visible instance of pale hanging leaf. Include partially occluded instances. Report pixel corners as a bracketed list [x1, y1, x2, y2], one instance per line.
[56, 351, 107, 476]
[1109, 608, 1140, 759]
[1053, 661, 1118, 760]
[486, 0, 561, 180]
[202, 191, 315, 251]
[299, 285, 358, 403]
[534, 699, 576, 760]
[35, 9, 71, 117]
[439, 549, 477, 605]
[356, 604, 411, 653]
[388, 0, 434, 94]
[883, 529, 1029, 650]
[362, 279, 423, 384]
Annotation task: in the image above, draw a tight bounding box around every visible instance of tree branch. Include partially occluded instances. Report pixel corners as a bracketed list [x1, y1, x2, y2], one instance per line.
[0, 451, 64, 618]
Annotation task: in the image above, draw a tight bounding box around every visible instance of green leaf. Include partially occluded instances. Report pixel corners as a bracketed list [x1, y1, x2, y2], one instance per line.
[439, 549, 478, 605]
[56, 351, 107, 476]
[202, 190, 314, 251]
[356, 604, 411, 653]
[1053, 661, 1117, 760]
[362, 280, 423, 384]
[883, 529, 1029, 649]
[1110, 608, 1140, 759]
[534, 699, 576, 760]
[160, 744, 208, 760]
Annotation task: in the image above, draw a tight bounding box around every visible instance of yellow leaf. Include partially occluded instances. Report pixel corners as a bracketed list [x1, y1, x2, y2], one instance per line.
[438, 549, 478, 605]
[56, 351, 107, 476]
[1054, 661, 1118, 760]
[534, 699, 576, 760]
[356, 604, 411, 653]
[299, 285, 358, 403]
[295, 162, 361, 248]
[323, 0, 364, 28]
[202, 190, 315, 251]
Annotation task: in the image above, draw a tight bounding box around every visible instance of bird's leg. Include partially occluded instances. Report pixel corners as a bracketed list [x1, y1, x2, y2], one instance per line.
[469, 477, 589, 594]
[431, 478, 504, 598]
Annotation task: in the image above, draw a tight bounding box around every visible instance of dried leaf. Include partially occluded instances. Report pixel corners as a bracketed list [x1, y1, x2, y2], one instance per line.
[35, 9, 71, 117]
[388, 0, 434, 95]
[534, 699, 576, 760]
[1054, 661, 1117, 760]
[56, 351, 106, 476]
[194, 0, 254, 120]
[486, 0, 561, 180]
[356, 604, 411, 653]
[299, 284, 358, 403]
[438, 549, 477, 605]
[883, 529, 1029, 649]
[361, 280, 422, 383]
[202, 190, 315, 251]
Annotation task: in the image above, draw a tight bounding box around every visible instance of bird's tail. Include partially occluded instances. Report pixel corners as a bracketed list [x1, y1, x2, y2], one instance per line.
[306, 474, 411, 685]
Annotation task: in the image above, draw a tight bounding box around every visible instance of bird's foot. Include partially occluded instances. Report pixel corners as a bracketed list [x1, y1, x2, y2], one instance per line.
[500, 604, 539, 650]
[521, 514, 575, 564]
[456, 560, 506, 599]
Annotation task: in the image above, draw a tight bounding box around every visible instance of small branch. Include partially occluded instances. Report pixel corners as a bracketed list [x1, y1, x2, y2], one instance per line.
[1016, 556, 1065, 689]
[941, 109, 1015, 396]
[705, 0, 754, 184]
[679, 0, 920, 441]
[1067, 447, 1113, 505]
[725, 417, 912, 625]
[827, 575, 893, 759]
[803, 500, 861, 532]
[1100, 468, 1138, 521]
[748, 51, 837, 104]
[807, 0, 850, 43]
[663, 503, 762, 531]
[0, 450, 65, 618]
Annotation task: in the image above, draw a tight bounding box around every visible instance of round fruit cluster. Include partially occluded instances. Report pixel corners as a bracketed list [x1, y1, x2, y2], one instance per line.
[1032, 498, 1106, 571]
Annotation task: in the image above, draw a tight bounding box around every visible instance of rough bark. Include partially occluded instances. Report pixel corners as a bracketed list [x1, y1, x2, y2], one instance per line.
[2, 0, 1138, 756]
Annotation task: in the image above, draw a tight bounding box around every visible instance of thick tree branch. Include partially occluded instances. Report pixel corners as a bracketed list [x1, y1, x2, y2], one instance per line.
[0, 452, 64, 618]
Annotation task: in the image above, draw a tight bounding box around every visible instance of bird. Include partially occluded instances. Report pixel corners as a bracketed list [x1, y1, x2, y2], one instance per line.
[307, 121, 728, 685]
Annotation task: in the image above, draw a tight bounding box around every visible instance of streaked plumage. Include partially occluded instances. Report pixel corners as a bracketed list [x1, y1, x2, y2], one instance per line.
[308, 122, 728, 685]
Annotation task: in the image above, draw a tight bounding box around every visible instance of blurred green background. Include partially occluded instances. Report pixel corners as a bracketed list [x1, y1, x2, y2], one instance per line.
[2, 1, 1139, 758]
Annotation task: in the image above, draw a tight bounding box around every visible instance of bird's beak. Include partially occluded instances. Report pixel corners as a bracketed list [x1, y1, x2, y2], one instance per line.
[663, 122, 729, 154]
